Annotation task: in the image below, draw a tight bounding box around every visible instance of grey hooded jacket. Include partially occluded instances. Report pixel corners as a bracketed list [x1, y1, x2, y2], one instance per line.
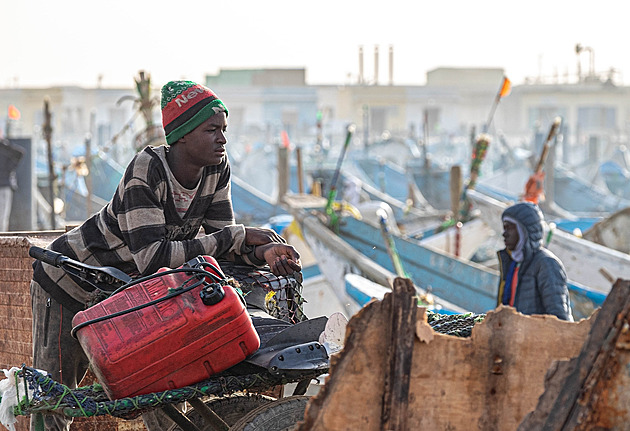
[497, 202, 573, 321]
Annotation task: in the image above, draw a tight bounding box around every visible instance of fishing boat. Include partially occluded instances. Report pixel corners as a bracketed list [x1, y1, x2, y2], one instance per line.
[407, 162, 454, 211]
[343, 272, 466, 315]
[581, 206, 630, 254]
[230, 174, 288, 225]
[286, 195, 602, 320]
[351, 154, 469, 213]
[59, 151, 126, 222]
[598, 159, 630, 200]
[285, 195, 467, 317]
[478, 160, 630, 217]
[305, 166, 446, 236]
[593, 144, 630, 199]
[351, 157, 424, 206]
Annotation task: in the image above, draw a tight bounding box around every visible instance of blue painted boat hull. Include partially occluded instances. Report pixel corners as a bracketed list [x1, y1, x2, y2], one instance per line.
[336, 216, 602, 319]
[338, 217, 497, 313]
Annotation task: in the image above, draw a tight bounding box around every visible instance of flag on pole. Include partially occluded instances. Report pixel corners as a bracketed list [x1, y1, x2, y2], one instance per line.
[499, 77, 512, 98]
[281, 130, 291, 148]
[8, 105, 21, 120]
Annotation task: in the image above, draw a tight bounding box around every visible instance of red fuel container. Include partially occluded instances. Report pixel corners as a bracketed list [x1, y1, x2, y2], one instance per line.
[71, 256, 260, 399]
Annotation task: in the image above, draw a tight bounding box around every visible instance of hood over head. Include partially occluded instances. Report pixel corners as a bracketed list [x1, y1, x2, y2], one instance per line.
[501, 201, 544, 262]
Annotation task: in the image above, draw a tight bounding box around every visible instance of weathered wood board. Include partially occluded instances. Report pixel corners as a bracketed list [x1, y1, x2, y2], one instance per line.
[519, 279, 630, 430]
[299, 287, 593, 431]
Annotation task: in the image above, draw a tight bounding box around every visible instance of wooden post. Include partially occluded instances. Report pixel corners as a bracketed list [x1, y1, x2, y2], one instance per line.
[43, 98, 56, 230]
[381, 277, 417, 430]
[84, 133, 92, 218]
[545, 135, 556, 207]
[277, 146, 289, 204]
[519, 279, 630, 430]
[449, 165, 462, 222]
[296, 146, 304, 194]
[135, 70, 154, 128]
[85, 110, 96, 218]
[422, 109, 430, 170]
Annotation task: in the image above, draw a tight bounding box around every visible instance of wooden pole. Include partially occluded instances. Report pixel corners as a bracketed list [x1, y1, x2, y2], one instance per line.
[43, 98, 56, 229]
[450, 165, 462, 222]
[534, 117, 562, 174]
[296, 146, 304, 194]
[277, 145, 289, 204]
[422, 109, 430, 169]
[325, 124, 355, 231]
[381, 277, 417, 431]
[378, 213, 407, 278]
[520, 280, 630, 430]
[85, 110, 95, 218]
[484, 77, 511, 132]
[85, 134, 92, 218]
[523, 117, 561, 205]
[135, 70, 154, 128]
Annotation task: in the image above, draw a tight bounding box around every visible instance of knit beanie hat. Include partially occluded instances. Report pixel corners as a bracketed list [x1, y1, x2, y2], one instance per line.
[161, 80, 228, 145]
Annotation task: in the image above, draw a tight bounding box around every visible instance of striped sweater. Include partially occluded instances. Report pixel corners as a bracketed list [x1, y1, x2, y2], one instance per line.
[33, 145, 254, 313]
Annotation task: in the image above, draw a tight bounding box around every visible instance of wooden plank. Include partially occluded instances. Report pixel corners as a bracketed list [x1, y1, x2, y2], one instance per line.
[518, 279, 630, 430]
[449, 165, 462, 221]
[299, 286, 391, 430]
[298, 303, 592, 431]
[381, 278, 417, 430]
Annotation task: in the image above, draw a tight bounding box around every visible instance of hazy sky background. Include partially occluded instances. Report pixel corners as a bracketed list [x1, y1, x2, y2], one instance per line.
[2, 0, 626, 89]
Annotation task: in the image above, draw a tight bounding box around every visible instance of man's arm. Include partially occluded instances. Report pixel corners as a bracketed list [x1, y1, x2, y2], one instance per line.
[116, 174, 247, 276]
[245, 227, 287, 245]
[538, 257, 573, 321]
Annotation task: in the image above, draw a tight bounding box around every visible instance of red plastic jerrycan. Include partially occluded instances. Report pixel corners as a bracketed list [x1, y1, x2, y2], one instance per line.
[71, 255, 260, 399]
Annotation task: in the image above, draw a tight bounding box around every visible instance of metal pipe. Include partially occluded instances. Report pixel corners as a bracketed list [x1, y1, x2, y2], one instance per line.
[374, 45, 379, 85]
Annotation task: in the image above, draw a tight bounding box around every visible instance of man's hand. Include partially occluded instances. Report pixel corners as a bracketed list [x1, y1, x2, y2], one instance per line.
[245, 227, 287, 245]
[255, 243, 301, 276]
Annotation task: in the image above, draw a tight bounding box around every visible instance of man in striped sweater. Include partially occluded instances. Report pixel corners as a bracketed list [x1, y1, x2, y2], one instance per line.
[30, 80, 301, 430]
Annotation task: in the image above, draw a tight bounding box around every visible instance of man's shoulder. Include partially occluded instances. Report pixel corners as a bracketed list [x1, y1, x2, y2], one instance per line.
[136, 145, 165, 162]
[125, 146, 167, 181]
[536, 247, 562, 262]
[531, 248, 566, 275]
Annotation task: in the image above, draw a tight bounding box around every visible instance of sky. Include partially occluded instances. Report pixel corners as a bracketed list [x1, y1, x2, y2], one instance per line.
[2, 0, 627, 89]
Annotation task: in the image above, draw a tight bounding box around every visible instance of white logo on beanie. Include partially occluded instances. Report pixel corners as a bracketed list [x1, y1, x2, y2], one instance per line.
[174, 87, 206, 108]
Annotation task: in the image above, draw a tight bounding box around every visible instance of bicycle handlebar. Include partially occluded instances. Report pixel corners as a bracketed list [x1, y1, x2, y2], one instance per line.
[29, 245, 132, 289]
[29, 246, 68, 267]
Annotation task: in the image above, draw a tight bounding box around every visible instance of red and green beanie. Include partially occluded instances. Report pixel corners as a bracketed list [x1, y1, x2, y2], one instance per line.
[161, 80, 228, 145]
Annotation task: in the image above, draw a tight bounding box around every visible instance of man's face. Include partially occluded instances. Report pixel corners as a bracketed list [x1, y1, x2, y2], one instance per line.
[179, 112, 228, 166]
[503, 220, 519, 251]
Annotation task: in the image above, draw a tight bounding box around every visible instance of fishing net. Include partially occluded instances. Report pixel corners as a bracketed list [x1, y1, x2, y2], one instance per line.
[218, 261, 306, 324]
[426, 312, 486, 338]
[11, 366, 324, 420]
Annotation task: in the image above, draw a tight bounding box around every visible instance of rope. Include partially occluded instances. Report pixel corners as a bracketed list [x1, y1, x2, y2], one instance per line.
[16, 366, 325, 420]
